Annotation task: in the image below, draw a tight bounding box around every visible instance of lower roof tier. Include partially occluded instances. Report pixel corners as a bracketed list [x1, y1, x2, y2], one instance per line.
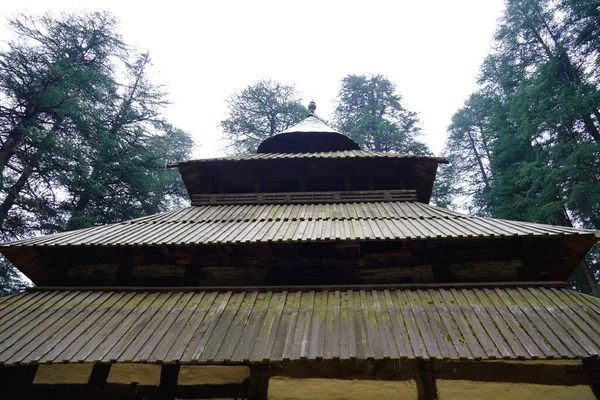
[0, 283, 599, 365]
[2, 202, 596, 248]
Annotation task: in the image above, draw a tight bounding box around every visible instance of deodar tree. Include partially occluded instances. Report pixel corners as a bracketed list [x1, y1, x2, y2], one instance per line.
[333, 74, 430, 155]
[0, 12, 194, 293]
[221, 79, 307, 155]
[443, 0, 600, 294]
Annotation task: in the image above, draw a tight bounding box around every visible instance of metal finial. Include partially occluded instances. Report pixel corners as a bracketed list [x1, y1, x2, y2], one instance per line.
[308, 101, 316, 116]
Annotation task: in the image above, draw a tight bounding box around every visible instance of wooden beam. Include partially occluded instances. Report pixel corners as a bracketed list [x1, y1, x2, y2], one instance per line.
[0, 364, 38, 399]
[159, 364, 180, 400]
[84, 363, 112, 399]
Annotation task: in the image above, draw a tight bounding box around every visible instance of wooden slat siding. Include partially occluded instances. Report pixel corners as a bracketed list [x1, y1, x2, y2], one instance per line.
[428, 289, 472, 359]
[383, 289, 413, 358]
[419, 289, 455, 359]
[233, 291, 271, 362]
[40, 292, 128, 363]
[113, 292, 184, 362]
[28, 291, 114, 363]
[482, 288, 543, 359]
[495, 288, 555, 358]
[139, 292, 195, 362]
[7, 291, 103, 364]
[451, 289, 500, 359]
[515, 287, 582, 357]
[505, 288, 573, 357]
[181, 291, 230, 362]
[2, 287, 600, 364]
[84, 292, 160, 362]
[191, 190, 419, 206]
[251, 292, 286, 362]
[440, 289, 486, 359]
[468, 289, 515, 358]
[0, 291, 76, 359]
[275, 291, 300, 361]
[198, 291, 244, 362]
[534, 288, 600, 354]
[308, 291, 326, 360]
[216, 292, 259, 362]
[2, 203, 596, 251]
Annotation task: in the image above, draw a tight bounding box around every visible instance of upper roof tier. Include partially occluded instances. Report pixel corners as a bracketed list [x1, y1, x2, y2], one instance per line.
[169, 103, 447, 204]
[257, 114, 360, 153]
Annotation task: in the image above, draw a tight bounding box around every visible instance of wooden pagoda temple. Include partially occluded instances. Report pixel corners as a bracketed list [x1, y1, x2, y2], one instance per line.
[1, 102, 600, 399]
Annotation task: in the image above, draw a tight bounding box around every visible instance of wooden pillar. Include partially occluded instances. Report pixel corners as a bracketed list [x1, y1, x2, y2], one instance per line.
[159, 364, 180, 400]
[0, 364, 38, 399]
[248, 364, 269, 400]
[583, 358, 600, 399]
[415, 360, 438, 400]
[84, 363, 112, 399]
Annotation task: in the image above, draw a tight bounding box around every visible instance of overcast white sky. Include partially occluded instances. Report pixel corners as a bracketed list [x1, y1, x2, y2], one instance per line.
[1, 0, 505, 158]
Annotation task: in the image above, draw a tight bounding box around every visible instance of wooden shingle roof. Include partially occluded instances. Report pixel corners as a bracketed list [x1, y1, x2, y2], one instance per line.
[1, 284, 599, 365]
[1, 202, 596, 248]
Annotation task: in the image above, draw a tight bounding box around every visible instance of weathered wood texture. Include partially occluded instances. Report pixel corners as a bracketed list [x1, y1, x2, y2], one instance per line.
[176, 157, 438, 204]
[2, 287, 598, 365]
[17, 236, 583, 287]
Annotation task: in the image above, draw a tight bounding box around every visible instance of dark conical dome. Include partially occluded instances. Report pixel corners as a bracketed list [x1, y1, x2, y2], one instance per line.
[256, 102, 360, 153]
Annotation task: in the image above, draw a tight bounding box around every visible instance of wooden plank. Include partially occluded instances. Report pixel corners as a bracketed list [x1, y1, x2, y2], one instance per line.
[371, 290, 396, 359]
[360, 290, 379, 359]
[138, 292, 195, 362]
[198, 292, 245, 362]
[230, 291, 271, 362]
[419, 289, 457, 359]
[517, 288, 583, 356]
[383, 289, 413, 358]
[406, 290, 442, 359]
[181, 291, 232, 362]
[250, 292, 286, 362]
[308, 291, 327, 360]
[471, 288, 524, 358]
[395, 289, 429, 358]
[483, 288, 543, 358]
[6, 291, 103, 363]
[39, 292, 129, 363]
[438, 289, 486, 359]
[290, 291, 315, 360]
[274, 291, 301, 361]
[322, 290, 336, 360]
[534, 288, 600, 354]
[113, 292, 185, 362]
[451, 289, 500, 358]
[495, 288, 556, 358]
[83, 292, 161, 362]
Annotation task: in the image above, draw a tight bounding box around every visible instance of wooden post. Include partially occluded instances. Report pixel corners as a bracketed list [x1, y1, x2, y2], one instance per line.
[248, 364, 269, 400]
[583, 358, 600, 399]
[0, 364, 38, 399]
[159, 364, 180, 400]
[415, 360, 438, 400]
[84, 363, 112, 399]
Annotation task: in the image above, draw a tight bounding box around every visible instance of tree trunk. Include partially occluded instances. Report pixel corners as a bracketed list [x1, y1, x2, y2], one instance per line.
[466, 129, 490, 189]
[0, 163, 34, 229]
[0, 113, 38, 184]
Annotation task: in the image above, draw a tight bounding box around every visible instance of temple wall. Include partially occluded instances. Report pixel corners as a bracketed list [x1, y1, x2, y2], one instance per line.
[33, 364, 93, 384]
[267, 377, 418, 400]
[436, 380, 595, 400]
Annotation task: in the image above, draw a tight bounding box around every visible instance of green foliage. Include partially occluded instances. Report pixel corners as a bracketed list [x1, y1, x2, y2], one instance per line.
[443, 0, 600, 294]
[221, 79, 307, 154]
[333, 74, 430, 155]
[0, 12, 194, 293]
